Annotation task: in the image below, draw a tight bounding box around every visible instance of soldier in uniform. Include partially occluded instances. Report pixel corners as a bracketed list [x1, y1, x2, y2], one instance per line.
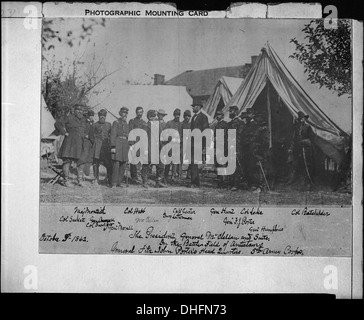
[227, 105, 243, 191]
[251, 113, 270, 192]
[287, 111, 314, 189]
[92, 109, 112, 186]
[181, 110, 192, 179]
[128, 106, 146, 184]
[110, 107, 130, 188]
[58, 104, 87, 187]
[157, 109, 169, 186]
[243, 108, 264, 191]
[78, 109, 95, 179]
[164, 108, 182, 182]
[238, 111, 250, 189]
[213, 109, 228, 187]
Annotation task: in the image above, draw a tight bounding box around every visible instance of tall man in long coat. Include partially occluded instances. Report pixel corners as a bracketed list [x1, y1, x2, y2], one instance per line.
[128, 106, 146, 184]
[92, 109, 112, 186]
[190, 103, 209, 188]
[58, 105, 87, 187]
[110, 107, 129, 187]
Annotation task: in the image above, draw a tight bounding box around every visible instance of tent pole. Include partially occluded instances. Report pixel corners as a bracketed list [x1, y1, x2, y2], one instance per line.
[267, 82, 273, 148]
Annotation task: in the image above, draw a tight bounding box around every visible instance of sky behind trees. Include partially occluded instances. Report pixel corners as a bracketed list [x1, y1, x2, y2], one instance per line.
[43, 18, 352, 132]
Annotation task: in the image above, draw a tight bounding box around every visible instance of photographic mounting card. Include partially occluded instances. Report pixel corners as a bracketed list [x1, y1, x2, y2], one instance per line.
[1, 1, 362, 298]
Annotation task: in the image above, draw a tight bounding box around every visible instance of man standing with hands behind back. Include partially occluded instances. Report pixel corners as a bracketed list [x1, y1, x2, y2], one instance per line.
[190, 102, 209, 188]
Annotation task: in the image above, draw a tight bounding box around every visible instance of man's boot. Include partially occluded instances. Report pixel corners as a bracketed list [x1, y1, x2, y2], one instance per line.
[77, 166, 86, 187]
[142, 177, 149, 189]
[93, 165, 99, 185]
[62, 161, 73, 187]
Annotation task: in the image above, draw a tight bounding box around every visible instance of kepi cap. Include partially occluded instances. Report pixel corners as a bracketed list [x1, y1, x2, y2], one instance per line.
[98, 109, 107, 116]
[119, 107, 129, 114]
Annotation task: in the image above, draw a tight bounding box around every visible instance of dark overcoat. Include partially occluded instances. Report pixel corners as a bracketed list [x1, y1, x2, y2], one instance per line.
[58, 114, 86, 160]
[111, 118, 129, 162]
[92, 121, 111, 161]
[78, 119, 94, 164]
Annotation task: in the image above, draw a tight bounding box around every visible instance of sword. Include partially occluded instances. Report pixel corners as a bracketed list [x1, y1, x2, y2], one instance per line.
[302, 147, 313, 185]
[258, 160, 270, 192]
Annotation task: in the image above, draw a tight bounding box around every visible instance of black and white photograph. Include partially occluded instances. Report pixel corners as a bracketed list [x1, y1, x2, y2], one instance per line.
[40, 17, 353, 205]
[2, 1, 362, 297]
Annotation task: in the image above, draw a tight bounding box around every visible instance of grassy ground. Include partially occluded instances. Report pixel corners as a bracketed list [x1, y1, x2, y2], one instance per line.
[40, 162, 351, 206]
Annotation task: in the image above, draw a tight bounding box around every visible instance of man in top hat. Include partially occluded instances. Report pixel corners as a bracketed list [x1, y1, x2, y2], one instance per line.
[227, 105, 244, 191]
[128, 106, 146, 184]
[165, 108, 182, 181]
[141, 109, 158, 188]
[181, 109, 192, 179]
[190, 102, 209, 188]
[214, 109, 228, 187]
[110, 107, 130, 188]
[92, 109, 112, 186]
[58, 104, 87, 187]
[287, 111, 314, 189]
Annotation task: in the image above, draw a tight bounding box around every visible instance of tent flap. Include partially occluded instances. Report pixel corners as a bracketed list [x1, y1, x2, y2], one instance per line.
[223, 44, 347, 164]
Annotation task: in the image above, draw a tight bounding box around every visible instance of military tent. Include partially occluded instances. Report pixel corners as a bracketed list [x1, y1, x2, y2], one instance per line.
[204, 76, 244, 119]
[90, 84, 213, 123]
[40, 95, 58, 157]
[222, 43, 348, 168]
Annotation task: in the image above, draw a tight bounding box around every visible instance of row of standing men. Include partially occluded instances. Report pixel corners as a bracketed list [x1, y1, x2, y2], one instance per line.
[55, 103, 313, 190]
[55, 103, 210, 188]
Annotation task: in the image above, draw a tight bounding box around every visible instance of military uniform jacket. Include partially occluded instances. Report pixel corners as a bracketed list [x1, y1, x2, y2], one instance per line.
[166, 119, 182, 142]
[78, 119, 94, 164]
[111, 118, 129, 162]
[58, 114, 86, 160]
[129, 117, 146, 143]
[228, 117, 243, 154]
[93, 121, 111, 160]
[291, 122, 314, 154]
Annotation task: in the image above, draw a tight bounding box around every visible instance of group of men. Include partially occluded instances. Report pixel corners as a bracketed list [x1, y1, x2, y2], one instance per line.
[54, 101, 313, 191]
[212, 106, 314, 192]
[54, 103, 210, 188]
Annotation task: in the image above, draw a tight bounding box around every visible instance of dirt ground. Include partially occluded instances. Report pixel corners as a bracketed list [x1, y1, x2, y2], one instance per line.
[40, 161, 351, 206]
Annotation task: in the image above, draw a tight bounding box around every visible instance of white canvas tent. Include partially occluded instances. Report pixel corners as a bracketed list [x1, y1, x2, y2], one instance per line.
[204, 76, 244, 119]
[41, 95, 57, 139]
[90, 84, 213, 123]
[222, 43, 348, 165]
[40, 95, 58, 157]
